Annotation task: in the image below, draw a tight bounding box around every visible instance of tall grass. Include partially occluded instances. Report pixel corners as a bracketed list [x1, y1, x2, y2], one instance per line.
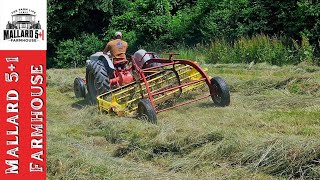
[142, 34, 318, 66]
[146, 44, 207, 63]
[205, 34, 317, 66]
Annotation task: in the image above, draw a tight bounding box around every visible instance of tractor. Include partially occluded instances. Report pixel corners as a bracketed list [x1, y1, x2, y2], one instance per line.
[74, 50, 230, 123]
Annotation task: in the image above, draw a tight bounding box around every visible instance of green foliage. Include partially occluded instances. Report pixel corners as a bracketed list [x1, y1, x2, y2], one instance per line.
[108, 0, 173, 48]
[55, 33, 104, 68]
[296, 1, 320, 42]
[48, 0, 320, 67]
[205, 34, 316, 66]
[296, 36, 314, 64]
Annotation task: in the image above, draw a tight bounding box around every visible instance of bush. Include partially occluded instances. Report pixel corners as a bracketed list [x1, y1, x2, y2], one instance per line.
[292, 36, 314, 64]
[206, 39, 235, 64]
[234, 35, 288, 65]
[205, 35, 316, 66]
[55, 34, 104, 68]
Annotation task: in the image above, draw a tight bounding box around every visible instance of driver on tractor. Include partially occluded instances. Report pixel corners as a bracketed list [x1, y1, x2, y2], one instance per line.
[103, 31, 128, 62]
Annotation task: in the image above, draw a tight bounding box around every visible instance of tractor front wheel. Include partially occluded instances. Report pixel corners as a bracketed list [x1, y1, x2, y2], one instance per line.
[74, 77, 86, 98]
[210, 77, 230, 107]
[86, 60, 110, 104]
[137, 99, 157, 124]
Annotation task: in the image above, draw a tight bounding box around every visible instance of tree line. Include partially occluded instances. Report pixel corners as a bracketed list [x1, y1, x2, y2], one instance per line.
[48, 0, 320, 67]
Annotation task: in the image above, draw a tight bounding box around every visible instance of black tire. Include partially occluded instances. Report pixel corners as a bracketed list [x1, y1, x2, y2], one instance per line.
[137, 99, 157, 124]
[210, 77, 230, 107]
[74, 77, 86, 98]
[86, 60, 110, 104]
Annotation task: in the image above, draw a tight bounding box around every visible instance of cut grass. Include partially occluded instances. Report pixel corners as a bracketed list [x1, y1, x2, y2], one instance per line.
[47, 63, 320, 179]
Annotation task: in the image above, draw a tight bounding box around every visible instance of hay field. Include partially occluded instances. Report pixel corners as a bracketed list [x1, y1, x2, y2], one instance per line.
[47, 63, 320, 179]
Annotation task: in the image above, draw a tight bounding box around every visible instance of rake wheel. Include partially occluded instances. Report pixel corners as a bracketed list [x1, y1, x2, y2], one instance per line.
[210, 77, 230, 107]
[138, 99, 157, 124]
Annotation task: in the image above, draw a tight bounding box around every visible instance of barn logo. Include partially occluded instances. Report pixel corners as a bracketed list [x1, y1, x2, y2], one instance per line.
[3, 8, 44, 42]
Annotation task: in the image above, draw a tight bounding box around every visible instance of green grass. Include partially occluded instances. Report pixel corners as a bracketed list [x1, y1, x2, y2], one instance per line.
[173, 34, 319, 66]
[47, 63, 320, 179]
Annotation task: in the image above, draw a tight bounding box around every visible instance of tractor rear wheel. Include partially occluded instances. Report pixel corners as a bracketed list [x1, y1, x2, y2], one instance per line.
[210, 77, 230, 107]
[138, 99, 157, 124]
[86, 60, 110, 104]
[74, 77, 86, 98]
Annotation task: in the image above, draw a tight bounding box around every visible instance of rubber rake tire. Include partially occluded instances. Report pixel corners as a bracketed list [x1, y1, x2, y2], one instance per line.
[86, 60, 110, 104]
[210, 77, 230, 107]
[138, 99, 157, 124]
[74, 77, 86, 98]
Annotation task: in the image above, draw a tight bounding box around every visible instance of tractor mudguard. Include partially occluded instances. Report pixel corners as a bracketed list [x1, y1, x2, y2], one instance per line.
[98, 54, 115, 78]
[133, 49, 152, 68]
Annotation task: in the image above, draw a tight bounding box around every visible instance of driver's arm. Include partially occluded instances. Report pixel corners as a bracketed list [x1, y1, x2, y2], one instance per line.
[103, 42, 111, 55]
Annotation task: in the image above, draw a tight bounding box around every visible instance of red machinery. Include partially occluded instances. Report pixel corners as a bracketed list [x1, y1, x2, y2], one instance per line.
[74, 50, 230, 123]
[109, 59, 134, 86]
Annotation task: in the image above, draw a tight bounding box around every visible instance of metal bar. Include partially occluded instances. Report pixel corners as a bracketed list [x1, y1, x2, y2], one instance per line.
[156, 94, 211, 113]
[142, 70, 159, 73]
[151, 78, 206, 97]
[140, 69, 156, 108]
[142, 62, 175, 71]
[113, 86, 135, 96]
[125, 97, 139, 105]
